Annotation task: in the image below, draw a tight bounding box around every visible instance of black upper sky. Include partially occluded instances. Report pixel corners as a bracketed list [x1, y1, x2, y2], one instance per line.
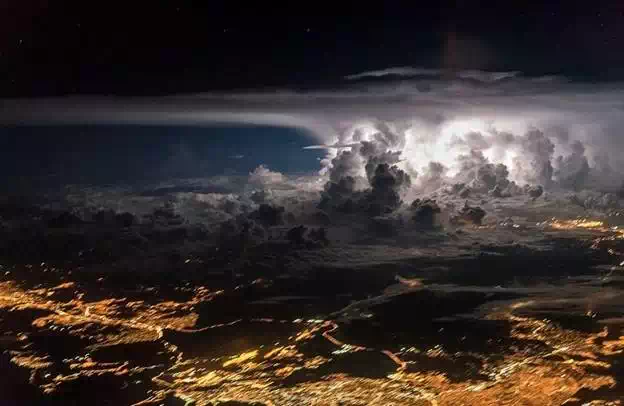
[2, 0, 624, 97]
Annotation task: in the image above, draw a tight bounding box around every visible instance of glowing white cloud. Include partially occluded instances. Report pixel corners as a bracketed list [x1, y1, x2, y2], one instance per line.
[3, 70, 624, 192]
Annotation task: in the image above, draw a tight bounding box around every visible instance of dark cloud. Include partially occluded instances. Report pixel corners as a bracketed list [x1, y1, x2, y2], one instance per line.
[526, 185, 544, 199]
[367, 163, 411, 215]
[568, 190, 619, 210]
[554, 140, 590, 191]
[476, 163, 511, 192]
[513, 129, 555, 187]
[410, 198, 442, 228]
[250, 189, 274, 205]
[286, 225, 330, 247]
[452, 202, 487, 225]
[248, 204, 286, 228]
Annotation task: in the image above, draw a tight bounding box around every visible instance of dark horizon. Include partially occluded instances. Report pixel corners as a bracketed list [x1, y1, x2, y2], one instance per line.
[2, 1, 624, 98]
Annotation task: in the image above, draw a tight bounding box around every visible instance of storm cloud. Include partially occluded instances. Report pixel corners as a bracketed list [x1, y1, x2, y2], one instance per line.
[4, 67, 624, 245]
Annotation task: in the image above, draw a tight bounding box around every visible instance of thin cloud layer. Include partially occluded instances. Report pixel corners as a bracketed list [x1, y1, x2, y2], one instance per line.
[344, 66, 522, 82]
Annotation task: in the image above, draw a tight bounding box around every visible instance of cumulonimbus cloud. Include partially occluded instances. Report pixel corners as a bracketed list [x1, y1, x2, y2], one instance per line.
[2, 69, 624, 193]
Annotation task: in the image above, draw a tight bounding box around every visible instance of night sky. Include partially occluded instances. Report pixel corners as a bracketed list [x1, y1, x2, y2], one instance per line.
[2, 1, 624, 98]
[0, 124, 324, 190]
[2, 1, 624, 190]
